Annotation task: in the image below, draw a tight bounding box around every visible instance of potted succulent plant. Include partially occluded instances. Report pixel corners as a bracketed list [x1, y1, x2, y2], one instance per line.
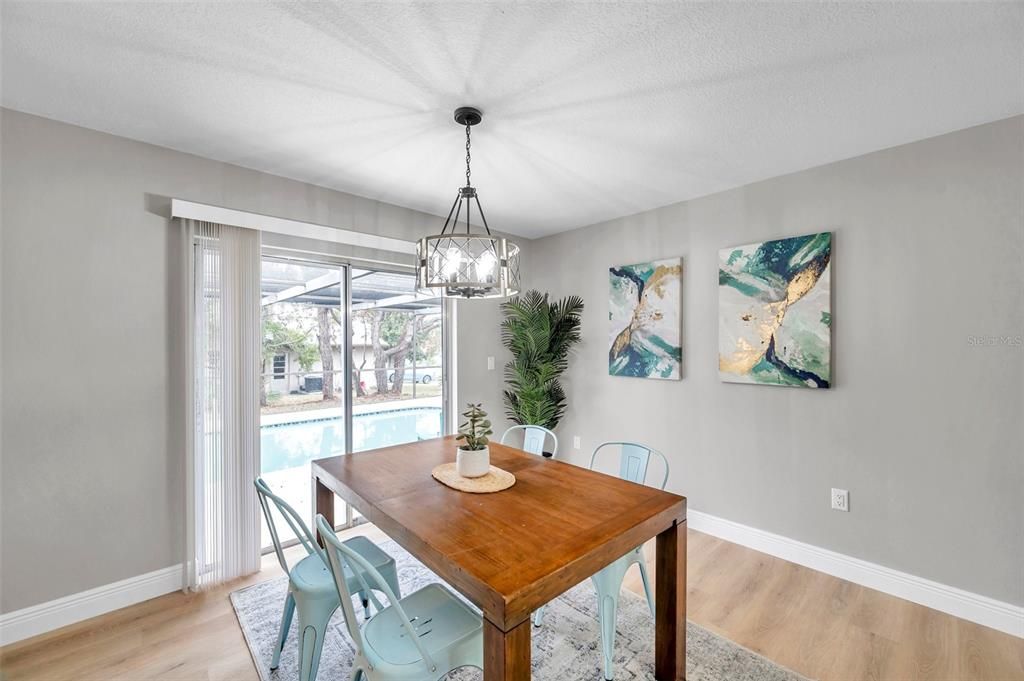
[456, 403, 492, 478]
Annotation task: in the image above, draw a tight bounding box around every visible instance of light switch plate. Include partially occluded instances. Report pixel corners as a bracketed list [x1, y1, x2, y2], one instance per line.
[487, 356, 495, 371]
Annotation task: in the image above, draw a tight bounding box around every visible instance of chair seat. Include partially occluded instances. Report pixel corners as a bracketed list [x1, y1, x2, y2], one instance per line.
[290, 553, 338, 595]
[363, 583, 482, 668]
[344, 535, 398, 572]
[290, 536, 397, 596]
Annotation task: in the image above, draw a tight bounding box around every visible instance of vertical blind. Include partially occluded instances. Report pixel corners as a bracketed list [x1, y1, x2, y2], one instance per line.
[185, 220, 262, 589]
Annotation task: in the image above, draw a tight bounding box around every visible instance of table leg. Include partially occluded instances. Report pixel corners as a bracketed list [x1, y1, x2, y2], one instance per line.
[314, 475, 334, 547]
[483, 618, 531, 681]
[655, 520, 686, 680]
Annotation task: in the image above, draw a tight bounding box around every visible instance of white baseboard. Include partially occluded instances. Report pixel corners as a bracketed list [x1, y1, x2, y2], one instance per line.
[687, 509, 1023, 638]
[0, 564, 183, 646]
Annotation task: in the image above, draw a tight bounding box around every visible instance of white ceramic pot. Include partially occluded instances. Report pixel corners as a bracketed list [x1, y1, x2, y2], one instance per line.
[456, 445, 490, 478]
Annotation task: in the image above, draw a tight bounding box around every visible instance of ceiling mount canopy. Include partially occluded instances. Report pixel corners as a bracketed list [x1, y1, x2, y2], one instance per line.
[417, 107, 521, 300]
[453, 106, 482, 127]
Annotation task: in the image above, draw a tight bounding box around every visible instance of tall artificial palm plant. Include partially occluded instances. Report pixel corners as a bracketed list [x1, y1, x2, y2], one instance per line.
[501, 290, 584, 430]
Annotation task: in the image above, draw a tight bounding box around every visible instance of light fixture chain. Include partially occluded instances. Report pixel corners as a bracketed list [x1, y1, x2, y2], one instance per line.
[465, 122, 471, 187]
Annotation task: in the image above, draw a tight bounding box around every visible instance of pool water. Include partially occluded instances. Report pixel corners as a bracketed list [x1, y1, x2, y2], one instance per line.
[260, 407, 443, 474]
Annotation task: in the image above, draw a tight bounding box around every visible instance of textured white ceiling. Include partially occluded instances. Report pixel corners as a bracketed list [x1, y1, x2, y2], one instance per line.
[2, 2, 1022, 238]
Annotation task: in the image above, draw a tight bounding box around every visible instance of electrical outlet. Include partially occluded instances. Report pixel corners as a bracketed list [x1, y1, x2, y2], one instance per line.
[573, 435, 581, 450]
[486, 356, 495, 371]
[831, 488, 849, 512]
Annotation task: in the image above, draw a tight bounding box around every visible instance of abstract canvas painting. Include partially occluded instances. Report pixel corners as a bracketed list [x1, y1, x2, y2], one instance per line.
[719, 232, 831, 388]
[609, 258, 682, 379]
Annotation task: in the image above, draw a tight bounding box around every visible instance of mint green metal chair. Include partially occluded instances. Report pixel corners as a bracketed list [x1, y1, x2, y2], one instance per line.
[500, 424, 558, 457]
[316, 514, 483, 681]
[255, 478, 401, 681]
[533, 442, 668, 680]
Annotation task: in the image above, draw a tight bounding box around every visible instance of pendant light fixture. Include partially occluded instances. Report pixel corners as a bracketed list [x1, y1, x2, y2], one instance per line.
[417, 107, 521, 299]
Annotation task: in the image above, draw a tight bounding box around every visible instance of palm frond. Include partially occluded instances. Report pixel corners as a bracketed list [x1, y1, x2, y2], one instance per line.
[499, 289, 584, 430]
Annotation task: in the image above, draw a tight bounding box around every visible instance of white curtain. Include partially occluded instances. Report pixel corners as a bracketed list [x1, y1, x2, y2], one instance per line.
[184, 219, 262, 590]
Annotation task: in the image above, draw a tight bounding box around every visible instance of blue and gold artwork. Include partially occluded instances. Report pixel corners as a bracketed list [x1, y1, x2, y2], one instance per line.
[719, 232, 831, 388]
[609, 258, 682, 380]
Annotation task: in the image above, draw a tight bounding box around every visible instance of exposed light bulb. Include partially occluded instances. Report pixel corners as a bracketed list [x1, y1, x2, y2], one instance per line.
[443, 247, 462, 282]
[475, 250, 496, 283]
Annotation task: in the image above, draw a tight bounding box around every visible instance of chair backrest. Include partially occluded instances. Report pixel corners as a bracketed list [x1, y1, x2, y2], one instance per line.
[315, 514, 439, 674]
[254, 477, 323, 574]
[500, 425, 558, 457]
[589, 441, 669, 489]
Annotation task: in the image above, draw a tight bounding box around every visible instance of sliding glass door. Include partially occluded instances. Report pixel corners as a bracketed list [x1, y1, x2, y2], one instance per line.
[350, 267, 444, 453]
[258, 258, 447, 546]
[258, 257, 347, 546]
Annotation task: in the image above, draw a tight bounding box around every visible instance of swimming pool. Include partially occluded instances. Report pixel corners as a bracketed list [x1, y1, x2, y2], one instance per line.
[260, 406, 442, 474]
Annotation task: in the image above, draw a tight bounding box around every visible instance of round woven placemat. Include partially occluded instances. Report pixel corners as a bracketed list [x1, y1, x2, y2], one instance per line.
[431, 463, 516, 493]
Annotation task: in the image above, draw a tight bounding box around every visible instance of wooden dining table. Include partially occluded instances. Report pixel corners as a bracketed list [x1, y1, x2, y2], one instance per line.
[312, 435, 687, 680]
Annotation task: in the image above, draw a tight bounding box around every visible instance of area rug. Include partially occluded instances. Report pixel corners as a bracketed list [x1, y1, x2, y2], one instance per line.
[231, 539, 810, 681]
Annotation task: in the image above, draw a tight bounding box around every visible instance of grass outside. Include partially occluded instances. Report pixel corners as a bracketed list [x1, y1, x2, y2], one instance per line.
[261, 382, 442, 415]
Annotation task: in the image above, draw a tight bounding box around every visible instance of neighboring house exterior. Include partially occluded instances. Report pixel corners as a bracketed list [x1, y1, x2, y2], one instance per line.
[265, 343, 371, 396]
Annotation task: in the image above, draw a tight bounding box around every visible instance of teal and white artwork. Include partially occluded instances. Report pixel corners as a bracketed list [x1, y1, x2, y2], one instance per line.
[718, 232, 831, 388]
[609, 258, 682, 379]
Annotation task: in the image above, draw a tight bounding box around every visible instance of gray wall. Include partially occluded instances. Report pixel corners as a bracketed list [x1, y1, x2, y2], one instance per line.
[526, 116, 1024, 605]
[0, 109, 515, 612]
[455, 297, 513, 431]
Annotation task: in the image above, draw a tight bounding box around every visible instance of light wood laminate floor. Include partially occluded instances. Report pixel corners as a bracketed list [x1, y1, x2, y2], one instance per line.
[1, 527, 1021, 681]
